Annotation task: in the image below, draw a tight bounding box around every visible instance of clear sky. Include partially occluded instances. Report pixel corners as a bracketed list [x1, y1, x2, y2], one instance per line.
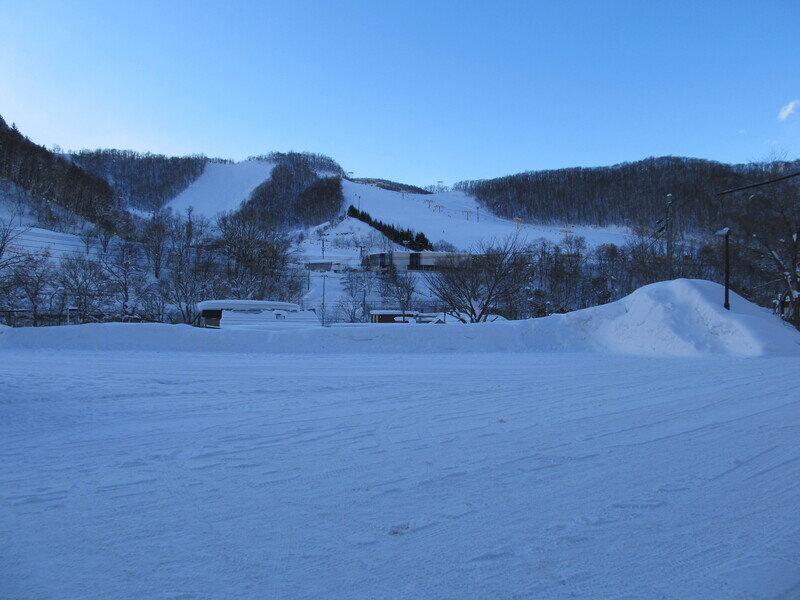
[1, 0, 798, 186]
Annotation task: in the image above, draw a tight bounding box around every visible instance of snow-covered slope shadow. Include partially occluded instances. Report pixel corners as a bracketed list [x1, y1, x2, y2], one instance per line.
[1, 280, 798, 357]
[166, 160, 274, 216]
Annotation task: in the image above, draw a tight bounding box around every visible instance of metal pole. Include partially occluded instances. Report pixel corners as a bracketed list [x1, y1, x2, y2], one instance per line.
[665, 193, 674, 280]
[321, 274, 326, 327]
[724, 231, 730, 310]
[715, 227, 731, 310]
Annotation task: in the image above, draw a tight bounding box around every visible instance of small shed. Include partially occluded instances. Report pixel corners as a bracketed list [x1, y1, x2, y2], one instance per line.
[369, 310, 419, 324]
[195, 300, 320, 329]
[305, 260, 347, 272]
[417, 312, 446, 324]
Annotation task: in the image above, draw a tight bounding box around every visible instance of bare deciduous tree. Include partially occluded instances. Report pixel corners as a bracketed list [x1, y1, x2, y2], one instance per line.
[426, 235, 529, 322]
[57, 254, 108, 322]
[12, 250, 54, 326]
[101, 242, 150, 318]
[142, 210, 171, 279]
[727, 158, 800, 327]
[336, 269, 372, 322]
[217, 210, 300, 301]
[380, 264, 417, 320]
[0, 215, 26, 272]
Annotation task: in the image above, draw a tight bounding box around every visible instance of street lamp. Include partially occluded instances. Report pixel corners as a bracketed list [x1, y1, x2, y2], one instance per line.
[321, 273, 327, 327]
[318, 232, 329, 259]
[53, 286, 71, 325]
[715, 227, 731, 310]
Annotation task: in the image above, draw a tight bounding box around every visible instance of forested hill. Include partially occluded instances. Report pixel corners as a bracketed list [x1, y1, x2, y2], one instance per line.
[0, 115, 131, 233]
[69, 149, 208, 212]
[454, 156, 800, 230]
[68, 150, 346, 215]
[238, 152, 345, 228]
[5, 110, 797, 238]
[0, 114, 348, 235]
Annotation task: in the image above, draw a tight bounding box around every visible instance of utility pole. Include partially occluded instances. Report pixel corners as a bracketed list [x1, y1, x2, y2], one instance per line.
[665, 193, 675, 280]
[716, 227, 731, 310]
[362, 287, 367, 321]
[321, 273, 327, 327]
[319, 233, 329, 259]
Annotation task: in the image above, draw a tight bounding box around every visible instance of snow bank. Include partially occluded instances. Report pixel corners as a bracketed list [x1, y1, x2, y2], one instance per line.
[1, 280, 798, 357]
[532, 278, 800, 356]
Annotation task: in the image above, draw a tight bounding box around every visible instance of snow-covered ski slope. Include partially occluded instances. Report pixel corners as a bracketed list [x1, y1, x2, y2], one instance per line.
[4, 280, 798, 358]
[342, 179, 630, 250]
[161, 170, 630, 250]
[8, 226, 96, 259]
[166, 160, 275, 216]
[2, 307, 800, 597]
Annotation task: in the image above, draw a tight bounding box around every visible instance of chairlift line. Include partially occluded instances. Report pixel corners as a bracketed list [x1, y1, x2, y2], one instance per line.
[716, 171, 800, 196]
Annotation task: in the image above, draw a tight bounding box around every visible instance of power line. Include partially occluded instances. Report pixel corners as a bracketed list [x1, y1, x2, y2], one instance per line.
[716, 171, 800, 196]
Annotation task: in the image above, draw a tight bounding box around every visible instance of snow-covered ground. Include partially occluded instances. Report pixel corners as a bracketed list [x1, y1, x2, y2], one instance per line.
[342, 179, 630, 250]
[7, 226, 95, 259]
[2, 281, 799, 599]
[166, 160, 275, 216]
[6, 280, 796, 358]
[2, 354, 799, 598]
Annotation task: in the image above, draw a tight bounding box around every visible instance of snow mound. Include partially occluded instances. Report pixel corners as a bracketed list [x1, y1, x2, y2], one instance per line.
[1, 280, 797, 357]
[530, 278, 800, 357]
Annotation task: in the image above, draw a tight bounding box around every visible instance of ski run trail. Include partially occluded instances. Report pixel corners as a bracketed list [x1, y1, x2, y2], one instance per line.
[2, 281, 800, 599]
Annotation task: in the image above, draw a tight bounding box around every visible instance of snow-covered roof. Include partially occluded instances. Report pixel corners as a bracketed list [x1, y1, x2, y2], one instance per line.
[221, 308, 320, 329]
[370, 310, 420, 315]
[197, 299, 301, 311]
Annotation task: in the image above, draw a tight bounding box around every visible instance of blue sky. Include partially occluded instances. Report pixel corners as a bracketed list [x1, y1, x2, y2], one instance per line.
[1, 0, 798, 185]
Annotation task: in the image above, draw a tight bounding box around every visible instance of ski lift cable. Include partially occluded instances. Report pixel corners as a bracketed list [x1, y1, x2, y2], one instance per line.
[716, 171, 800, 196]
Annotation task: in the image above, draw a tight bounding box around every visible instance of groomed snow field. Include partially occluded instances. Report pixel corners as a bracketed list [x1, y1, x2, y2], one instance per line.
[2, 281, 800, 599]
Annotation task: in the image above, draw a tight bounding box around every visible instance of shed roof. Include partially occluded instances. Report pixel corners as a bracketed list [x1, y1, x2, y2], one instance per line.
[197, 299, 301, 311]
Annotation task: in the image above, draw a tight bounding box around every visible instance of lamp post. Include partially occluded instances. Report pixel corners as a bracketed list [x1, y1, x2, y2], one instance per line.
[319, 232, 329, 259]
[715, 227, 731, 310]
[665, 193, 675, 280]
[321, 273, 327, 327]
[55, 286, 70, 325]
